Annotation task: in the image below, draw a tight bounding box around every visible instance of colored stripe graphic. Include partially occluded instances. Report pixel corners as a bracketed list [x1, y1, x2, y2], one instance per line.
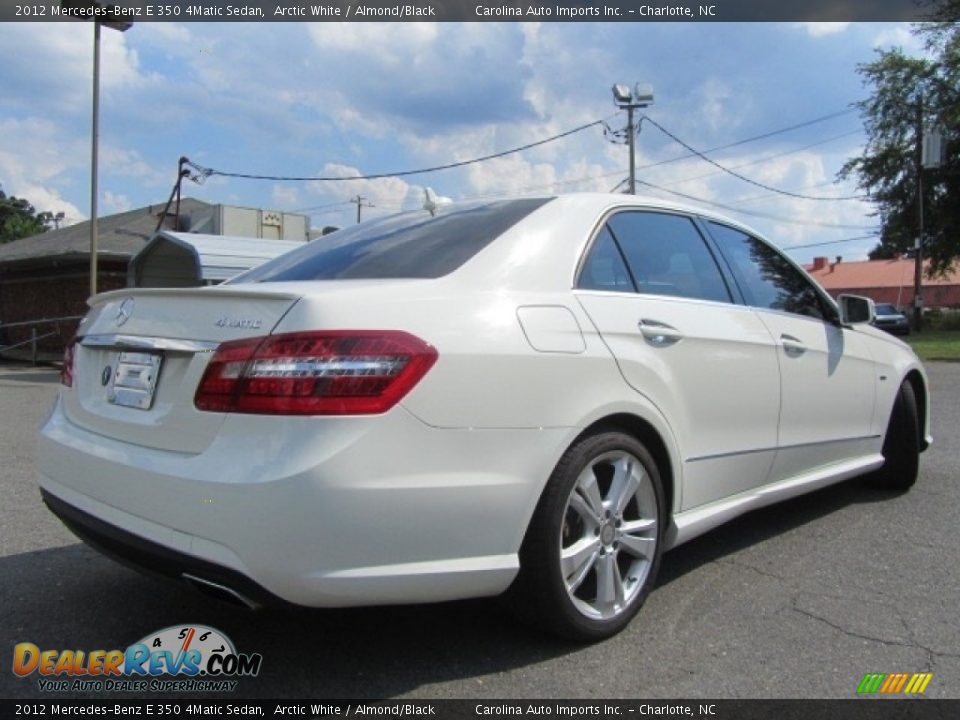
[857, 673, 886, 694]
[858, 672, 932, 694]
[880, 673, 898, 693]
[906, 673, 933, 694]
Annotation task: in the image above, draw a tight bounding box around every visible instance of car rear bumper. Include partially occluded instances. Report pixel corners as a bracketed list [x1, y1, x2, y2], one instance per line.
[38, 394, 572, 607]
[41, 488, 281, 609]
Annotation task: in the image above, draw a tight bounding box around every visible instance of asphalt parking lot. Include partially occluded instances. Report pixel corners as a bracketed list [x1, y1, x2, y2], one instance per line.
[1, 362, 958, 700]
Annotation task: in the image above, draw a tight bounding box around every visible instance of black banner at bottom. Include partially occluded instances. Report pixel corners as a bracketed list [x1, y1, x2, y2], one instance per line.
[3, 699, 959, 720]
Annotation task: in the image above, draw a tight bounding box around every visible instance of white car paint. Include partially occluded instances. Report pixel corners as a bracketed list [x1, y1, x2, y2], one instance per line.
[37, 194, 930, 627]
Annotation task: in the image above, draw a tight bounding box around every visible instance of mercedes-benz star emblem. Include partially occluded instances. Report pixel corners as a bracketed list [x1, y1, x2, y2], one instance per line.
[115, 297, 135, 327]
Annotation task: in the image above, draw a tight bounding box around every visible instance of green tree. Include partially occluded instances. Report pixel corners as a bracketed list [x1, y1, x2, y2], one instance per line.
[840, 4, 959, 275]
[0, 188, 54, 244]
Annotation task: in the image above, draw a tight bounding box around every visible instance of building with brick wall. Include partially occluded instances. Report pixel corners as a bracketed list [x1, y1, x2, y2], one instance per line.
[0, 199, 211, 358]
[0, 199, 314, 360]
[805, 256, 960, 310]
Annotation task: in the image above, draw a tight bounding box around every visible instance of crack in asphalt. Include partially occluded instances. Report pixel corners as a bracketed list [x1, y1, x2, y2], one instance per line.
[791, 599, 960, 663]
[719, 556, 960, 666]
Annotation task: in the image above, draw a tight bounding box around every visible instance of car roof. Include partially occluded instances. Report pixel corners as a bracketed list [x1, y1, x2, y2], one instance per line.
[508, 192, 768, 242]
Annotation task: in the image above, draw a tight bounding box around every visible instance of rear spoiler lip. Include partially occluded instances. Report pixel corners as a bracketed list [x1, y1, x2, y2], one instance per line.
[89, 285, 303, 309]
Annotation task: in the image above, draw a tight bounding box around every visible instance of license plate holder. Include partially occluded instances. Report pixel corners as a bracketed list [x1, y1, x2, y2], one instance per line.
[107, 352, 163, 410]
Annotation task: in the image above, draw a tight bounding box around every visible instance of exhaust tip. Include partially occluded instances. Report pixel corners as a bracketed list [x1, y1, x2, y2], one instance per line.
[182, 573, 261, 610]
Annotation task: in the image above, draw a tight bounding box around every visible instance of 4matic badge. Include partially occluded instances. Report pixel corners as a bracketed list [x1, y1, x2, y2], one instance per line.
[215, 316, 262, 330]
[12, 624, 262, 693]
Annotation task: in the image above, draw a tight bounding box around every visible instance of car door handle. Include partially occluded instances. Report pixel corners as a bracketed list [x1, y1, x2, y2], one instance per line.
[780, 334, 806, 357]
[639, 319, 683, 347]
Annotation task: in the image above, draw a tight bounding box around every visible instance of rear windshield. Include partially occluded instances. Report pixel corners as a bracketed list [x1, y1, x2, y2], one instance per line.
[234, 198, 553, 283]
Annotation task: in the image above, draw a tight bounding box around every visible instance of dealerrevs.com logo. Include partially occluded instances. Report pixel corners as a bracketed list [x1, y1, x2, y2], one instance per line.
[12, 625, 262, 693]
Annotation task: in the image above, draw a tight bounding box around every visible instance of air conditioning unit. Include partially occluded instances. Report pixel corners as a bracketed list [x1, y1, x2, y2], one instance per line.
[187, 204, 309, 241]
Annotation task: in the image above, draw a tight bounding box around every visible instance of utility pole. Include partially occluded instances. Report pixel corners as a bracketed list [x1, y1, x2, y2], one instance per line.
[626, 105, 636, 195]
[61, 2, 133, 296]
[350, 195, 373, 224]
[90, 19, 101, 296]
[913, 96, 924, 333]
[610, 84, 654, 194]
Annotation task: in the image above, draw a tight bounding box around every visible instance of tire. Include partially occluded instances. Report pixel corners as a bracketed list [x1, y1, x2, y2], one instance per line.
[872, 380, 920, 491]
[509, 431, 665, 641]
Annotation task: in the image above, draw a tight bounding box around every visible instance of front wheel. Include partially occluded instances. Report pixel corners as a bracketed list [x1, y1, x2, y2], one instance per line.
[871, 380, 920, 491]
[509, 431, 665, 641]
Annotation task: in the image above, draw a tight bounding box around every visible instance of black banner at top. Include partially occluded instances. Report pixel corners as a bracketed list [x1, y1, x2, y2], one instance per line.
[0, 0, 948, 23]
[3, 699, 960, 719]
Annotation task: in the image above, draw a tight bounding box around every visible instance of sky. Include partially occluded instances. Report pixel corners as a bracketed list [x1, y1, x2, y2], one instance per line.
[0, 20, 928, 263]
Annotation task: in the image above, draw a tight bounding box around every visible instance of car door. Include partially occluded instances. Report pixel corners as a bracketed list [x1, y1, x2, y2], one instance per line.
[575, 209, 782, 510]
[704, 221, 878, 483]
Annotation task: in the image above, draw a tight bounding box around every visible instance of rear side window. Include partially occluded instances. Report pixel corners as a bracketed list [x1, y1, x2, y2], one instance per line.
[236, 198, 553, 282]
[580, 211, 731, 303]
[579, 226, 636, 292]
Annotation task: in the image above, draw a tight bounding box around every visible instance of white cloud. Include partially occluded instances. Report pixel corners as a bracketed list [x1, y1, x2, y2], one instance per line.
[14, 184, 85, 224]
[697, 80, 739, 134]
[0, 117, 87, 220]
[466, 154, 558, 198]
[271, 185, 300, 209]
[872, 25, 922, 53]
[306, 163, 422, 220]
[100, 146, 168, 186]
[794, 23, 851, 38]
[307, 22, 439, 62]
[0, 23, 148, 117]
[102, 191, 132, 214]
[146, 22, 193, 45]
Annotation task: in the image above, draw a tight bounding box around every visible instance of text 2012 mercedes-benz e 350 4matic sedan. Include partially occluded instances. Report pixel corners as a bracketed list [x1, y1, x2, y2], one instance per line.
[38, 194, 930, 640]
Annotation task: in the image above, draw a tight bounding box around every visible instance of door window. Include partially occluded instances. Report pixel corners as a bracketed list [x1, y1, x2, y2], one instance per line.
[707, 222, 833, 321]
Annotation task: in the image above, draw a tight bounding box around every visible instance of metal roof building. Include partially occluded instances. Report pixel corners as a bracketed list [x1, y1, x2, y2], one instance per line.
[0, 199, 309, 359]
[129, 231, 304, 288]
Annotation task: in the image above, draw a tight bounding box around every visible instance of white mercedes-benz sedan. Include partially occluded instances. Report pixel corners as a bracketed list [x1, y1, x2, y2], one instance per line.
[38, 194, 930, 640]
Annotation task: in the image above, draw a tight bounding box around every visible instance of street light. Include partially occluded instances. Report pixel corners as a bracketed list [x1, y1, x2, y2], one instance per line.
[611, 83, 654, 194]
[61, 1, 133, 297]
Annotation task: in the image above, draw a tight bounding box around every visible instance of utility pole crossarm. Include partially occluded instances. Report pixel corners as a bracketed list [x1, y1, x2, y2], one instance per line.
[350, 195, 374, 224]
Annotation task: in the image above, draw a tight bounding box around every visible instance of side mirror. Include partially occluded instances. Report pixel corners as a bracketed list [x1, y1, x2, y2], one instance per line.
[837, 294, 875, 326]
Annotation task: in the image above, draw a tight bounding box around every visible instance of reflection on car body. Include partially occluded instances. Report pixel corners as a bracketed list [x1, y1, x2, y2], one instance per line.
[872, 303, 911, 336]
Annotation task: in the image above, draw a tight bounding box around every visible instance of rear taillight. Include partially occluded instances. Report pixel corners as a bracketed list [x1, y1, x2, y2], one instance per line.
[194, 331, 438, 415]
[60, 340, 76, 387]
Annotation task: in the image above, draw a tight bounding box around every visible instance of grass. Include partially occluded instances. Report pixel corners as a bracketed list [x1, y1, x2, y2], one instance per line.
[906, 329, 960, 362]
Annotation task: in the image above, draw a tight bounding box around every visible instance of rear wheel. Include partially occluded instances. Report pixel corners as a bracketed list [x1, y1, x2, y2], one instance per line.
[510, 431, 664, 641]
[872, 380, 920, 491]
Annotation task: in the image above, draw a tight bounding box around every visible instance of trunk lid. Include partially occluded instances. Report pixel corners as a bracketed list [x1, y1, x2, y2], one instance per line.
[65, 286, 301, 453]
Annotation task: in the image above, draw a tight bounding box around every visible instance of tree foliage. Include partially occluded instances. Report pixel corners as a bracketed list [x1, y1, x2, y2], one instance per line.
[0, 188, 54, 244]
[840, 3, 959, 275]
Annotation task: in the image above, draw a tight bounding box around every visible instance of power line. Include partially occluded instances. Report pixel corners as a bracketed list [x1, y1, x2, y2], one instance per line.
[634, 178, 878, 230]
[784, 235, 879, 251]
[183, 118, 607, 184]
[634, 108, 858, 172]
[452, 111, 863, 202]
[292, 200, 352, 213]
[649, 129, 863, 191]
[642, 115, 868, 201]
[274, 108, 865, 214]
